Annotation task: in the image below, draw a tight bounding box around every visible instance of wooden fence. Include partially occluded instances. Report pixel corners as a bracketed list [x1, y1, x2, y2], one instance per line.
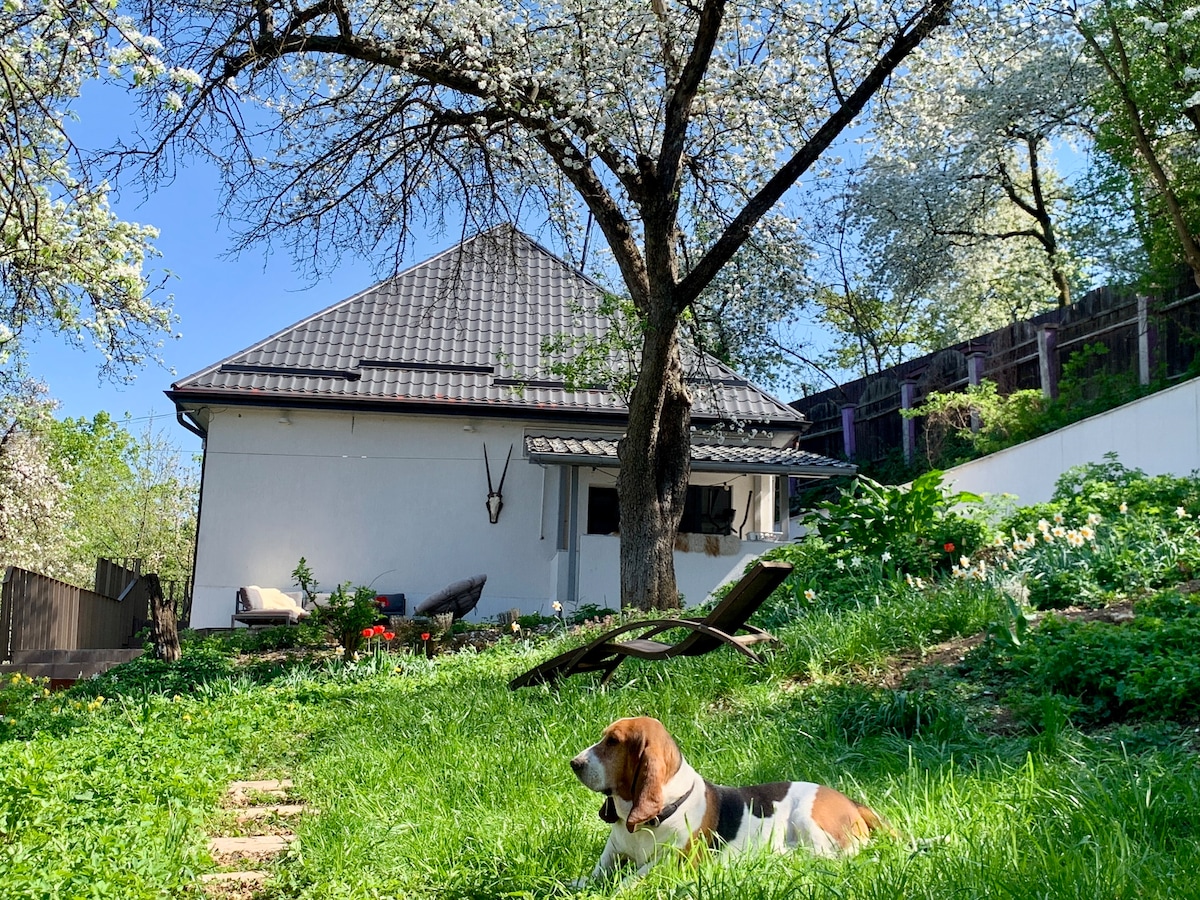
[0, 559, 155, 659]
[792, 276, 1200, 466]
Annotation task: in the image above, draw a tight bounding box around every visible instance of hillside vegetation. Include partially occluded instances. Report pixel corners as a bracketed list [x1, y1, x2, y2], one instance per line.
[1, 458, 1198, 899]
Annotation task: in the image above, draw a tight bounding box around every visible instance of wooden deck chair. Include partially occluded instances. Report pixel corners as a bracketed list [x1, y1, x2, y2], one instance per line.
[508, 559, 793, 689]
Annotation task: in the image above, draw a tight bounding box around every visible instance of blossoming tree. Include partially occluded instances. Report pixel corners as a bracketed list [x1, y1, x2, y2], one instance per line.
[849, 9, 1096, 317]
[0, 0, 175, 379]
[123, 0, 952, 609]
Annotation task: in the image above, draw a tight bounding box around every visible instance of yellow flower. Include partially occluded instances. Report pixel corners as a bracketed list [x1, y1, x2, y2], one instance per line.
[804, 589, 816, 602]
[1119, 502, 1128, 514]
[1053, 512, 1065, 525]
[1080, 526, 1095, 541]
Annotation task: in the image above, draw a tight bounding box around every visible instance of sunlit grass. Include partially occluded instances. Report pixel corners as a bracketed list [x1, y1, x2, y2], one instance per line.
[4, 465, 1200, 898]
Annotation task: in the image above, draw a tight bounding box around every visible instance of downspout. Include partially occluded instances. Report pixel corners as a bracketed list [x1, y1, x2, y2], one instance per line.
[567, 466, 580, 604]
[176, 407, 208, 626]
[175, 408, 206, 440]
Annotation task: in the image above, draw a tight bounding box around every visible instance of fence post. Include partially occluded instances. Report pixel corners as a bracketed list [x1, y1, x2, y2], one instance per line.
[840, 404, 857, 461]
[1137, 294, 1153, 386]
[966, 349, 987, 433]
[900, 378, 919, 465]
[1037, 324, 1060, 399]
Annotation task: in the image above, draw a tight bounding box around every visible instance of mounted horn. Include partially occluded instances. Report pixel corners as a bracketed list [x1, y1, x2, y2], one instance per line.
[484, 443, 514, 524]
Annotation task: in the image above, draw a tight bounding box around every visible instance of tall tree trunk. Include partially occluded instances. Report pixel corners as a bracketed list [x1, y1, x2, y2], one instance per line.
[145, 573, 181, 662]
[617, 311, 692, 610]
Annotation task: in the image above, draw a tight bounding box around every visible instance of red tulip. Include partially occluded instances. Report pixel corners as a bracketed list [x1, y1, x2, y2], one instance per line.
[943, 542, 955, 552]
[373, 624, 385, 635]
[361, 628, 374, 638]
[420, 632, 431, 641]
[383, 631, 396, 641]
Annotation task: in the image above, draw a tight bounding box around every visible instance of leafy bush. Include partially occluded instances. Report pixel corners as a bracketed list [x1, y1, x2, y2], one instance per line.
[998, 457, 1200, 603]
[906, 381, 1047, 467]
[907, 350, 1155, 471]
[971, 589, 1200, 726]
[802, 469, 989, 578]
[315, 582, 387, 659]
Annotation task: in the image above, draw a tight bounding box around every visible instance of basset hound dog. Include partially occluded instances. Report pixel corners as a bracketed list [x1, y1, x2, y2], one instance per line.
[570, 716, 892, 881]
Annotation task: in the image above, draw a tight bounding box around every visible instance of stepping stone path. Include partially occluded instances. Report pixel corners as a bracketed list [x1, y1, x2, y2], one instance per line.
[200, 778, 307, 899]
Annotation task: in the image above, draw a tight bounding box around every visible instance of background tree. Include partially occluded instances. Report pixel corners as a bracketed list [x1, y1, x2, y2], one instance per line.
[850, 15, 1097, 316]
[122, 0, 953, 609]
[47, 413, 199, 585]
[0, 399, 198, 587]
[0, 0, 177, 377]
[0, 382, 70, 578]
[1069, 0, 1200, 289]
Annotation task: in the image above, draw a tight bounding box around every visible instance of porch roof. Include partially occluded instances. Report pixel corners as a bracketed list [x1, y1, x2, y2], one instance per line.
[525, 435, 855, 476]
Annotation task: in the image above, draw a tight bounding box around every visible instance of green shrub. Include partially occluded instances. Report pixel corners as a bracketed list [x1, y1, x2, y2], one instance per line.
[972, 589, 1200, 726]
[907, 381, 1047, 467]
[801, 469, 989, 578]
[998, 457, 1200, 602]
[315, 582, 387, 659]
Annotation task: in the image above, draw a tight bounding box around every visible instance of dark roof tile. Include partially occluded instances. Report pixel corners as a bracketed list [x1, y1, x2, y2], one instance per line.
[172, 226, 805, 426]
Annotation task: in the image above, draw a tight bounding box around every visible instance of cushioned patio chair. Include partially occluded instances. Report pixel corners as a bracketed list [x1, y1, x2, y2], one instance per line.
[508, 559, 792, 689]
[414, 574, 487, 620]
[232, 586, 311, 628]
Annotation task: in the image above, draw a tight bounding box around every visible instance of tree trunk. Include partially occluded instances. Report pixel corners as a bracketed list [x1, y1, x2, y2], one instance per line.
[145, 573, 181, 662]
[617, 312, 692, 610]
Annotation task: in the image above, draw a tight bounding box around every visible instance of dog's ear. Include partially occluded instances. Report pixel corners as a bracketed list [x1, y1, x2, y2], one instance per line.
[598, 797, 619, 823]
[625, 720, 682, 832]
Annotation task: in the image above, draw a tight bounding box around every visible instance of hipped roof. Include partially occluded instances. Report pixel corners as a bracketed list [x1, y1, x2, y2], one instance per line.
[168, 226, 807, 430]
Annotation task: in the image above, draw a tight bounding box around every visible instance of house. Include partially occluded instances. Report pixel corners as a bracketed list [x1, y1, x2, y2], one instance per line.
[169, 227, 854, 629]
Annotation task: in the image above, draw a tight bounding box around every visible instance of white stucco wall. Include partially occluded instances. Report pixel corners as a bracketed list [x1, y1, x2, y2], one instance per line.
[942, 375, 1200, 506]
[190, 408, 562, 628]
[189, 407, 785, 629]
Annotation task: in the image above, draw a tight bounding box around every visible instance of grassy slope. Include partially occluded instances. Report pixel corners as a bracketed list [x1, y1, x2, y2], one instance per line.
[2, 575, 1198, 900]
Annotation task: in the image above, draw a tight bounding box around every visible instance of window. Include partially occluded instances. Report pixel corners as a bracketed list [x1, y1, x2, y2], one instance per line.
[680, 485, 735, 535]
[585, 485, 735, 535]
[587, 486, 621, 534]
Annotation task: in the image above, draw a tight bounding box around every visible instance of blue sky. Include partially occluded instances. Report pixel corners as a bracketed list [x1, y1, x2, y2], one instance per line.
[24, 87, 448, 450]
[25, 84, 827, 451]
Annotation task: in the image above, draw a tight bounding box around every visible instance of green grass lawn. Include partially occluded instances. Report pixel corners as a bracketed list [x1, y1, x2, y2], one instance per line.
[3, 461, 1200, 899]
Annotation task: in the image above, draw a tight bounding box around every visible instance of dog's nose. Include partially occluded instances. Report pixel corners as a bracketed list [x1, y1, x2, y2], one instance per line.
[570, 756, 585, 772]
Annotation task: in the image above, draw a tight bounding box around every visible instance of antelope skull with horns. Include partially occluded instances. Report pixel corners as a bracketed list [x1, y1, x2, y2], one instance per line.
[484, 443, 513, 524]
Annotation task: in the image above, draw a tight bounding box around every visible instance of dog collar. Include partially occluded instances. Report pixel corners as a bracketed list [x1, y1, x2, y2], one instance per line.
[645, 783, 695, 827]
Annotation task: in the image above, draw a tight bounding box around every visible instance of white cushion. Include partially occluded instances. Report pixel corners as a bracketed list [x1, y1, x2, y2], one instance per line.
[241, 586, 309, 617]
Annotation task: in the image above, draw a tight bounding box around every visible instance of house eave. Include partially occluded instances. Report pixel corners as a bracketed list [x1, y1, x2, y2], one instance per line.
[524, 449, 851, 477]
[166, 388, 808, 433]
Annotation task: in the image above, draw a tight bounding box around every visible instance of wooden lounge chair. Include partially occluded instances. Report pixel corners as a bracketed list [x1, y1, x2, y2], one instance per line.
[508, 560, 793, 689]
